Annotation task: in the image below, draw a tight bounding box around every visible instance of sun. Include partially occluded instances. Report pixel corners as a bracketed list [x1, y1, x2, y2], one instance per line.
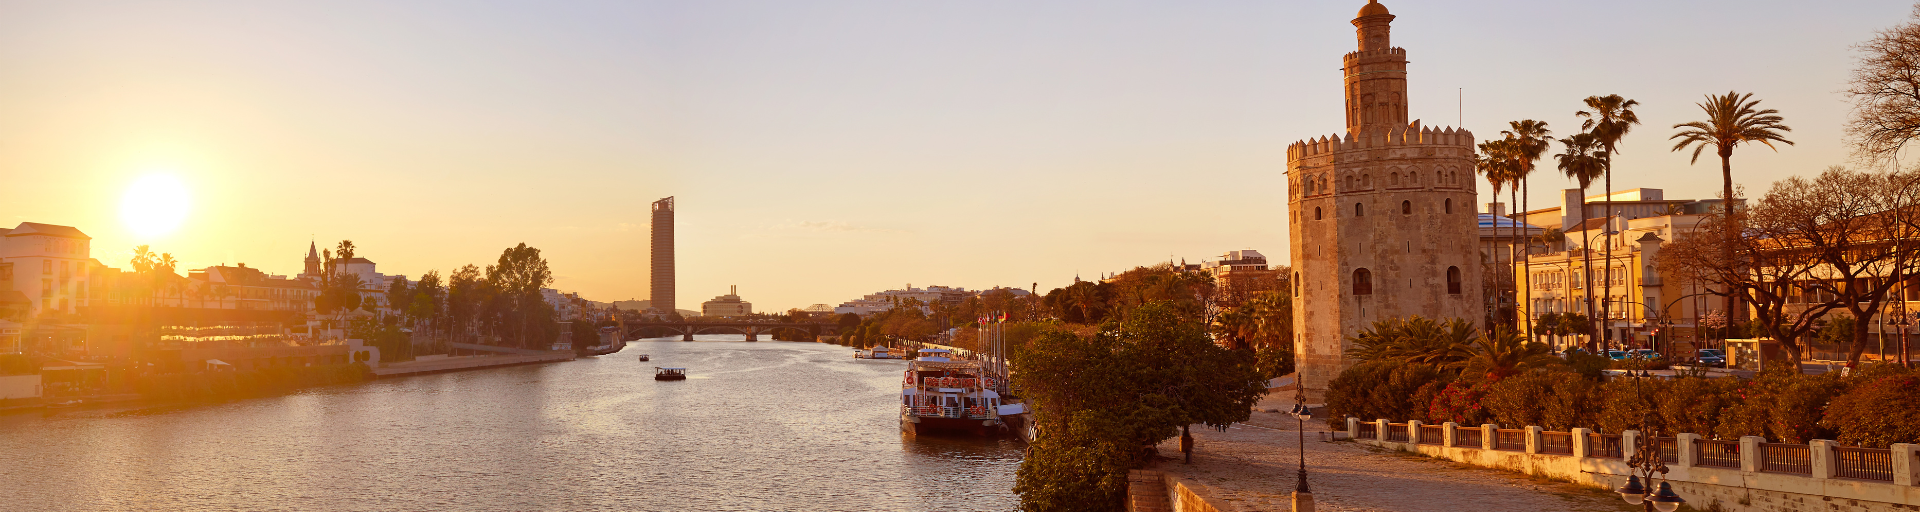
[121, 174, 191, 238]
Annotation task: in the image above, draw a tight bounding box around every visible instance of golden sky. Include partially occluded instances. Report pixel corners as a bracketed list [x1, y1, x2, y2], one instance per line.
[0, 0, 1905, 310]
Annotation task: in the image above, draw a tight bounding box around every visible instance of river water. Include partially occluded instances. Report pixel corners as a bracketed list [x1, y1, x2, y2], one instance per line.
[0, 338, 1023, 511]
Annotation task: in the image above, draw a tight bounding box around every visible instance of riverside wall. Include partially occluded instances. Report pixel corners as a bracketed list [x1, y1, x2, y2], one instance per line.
[371, 352, 574, 378]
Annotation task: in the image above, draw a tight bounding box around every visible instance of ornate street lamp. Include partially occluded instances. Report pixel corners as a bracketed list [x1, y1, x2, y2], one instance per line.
[1290, 389, 1312, 504]
[1615, 370, 1686, 512]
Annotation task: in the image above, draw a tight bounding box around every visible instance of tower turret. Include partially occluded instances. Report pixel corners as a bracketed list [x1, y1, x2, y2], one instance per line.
[1344, 0, 1408, 133]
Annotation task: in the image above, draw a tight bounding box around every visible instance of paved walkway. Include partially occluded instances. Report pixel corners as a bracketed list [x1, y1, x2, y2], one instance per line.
[1150, 394, 1633, 512]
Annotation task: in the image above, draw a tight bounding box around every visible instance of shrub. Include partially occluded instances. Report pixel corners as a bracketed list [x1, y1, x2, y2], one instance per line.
[1657, 377, 1734, 438]
[1426, 376, 1494, 426]
[1769, 371, 1845, 443]
[1324, 360, 1447, 427]
[1564, 350, 1611, 380]
[1540, 373, 1599, 431]
[1483, 370, 1561, 429]
[1715, 376, 1773, 440]
[1823, 372, 1920, 447]
[1596, 376, 1666, 434]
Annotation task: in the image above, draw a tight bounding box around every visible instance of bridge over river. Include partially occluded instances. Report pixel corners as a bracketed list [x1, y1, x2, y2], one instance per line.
[623, 321, 843, 341]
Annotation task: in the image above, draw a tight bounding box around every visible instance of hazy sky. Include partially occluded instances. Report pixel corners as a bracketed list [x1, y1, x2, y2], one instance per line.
[1, 0, 1909, 311]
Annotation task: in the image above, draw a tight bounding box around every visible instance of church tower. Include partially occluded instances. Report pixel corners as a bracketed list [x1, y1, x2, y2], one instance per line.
[304, 240, 322, 277]
[1288, 0, 1483, 398]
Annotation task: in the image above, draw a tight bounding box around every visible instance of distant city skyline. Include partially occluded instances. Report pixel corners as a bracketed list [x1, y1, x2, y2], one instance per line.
[2, 1, 1908, 311]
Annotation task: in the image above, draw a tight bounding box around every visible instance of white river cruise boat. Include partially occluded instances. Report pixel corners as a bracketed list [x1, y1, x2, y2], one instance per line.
[899, 348, 1005, 436]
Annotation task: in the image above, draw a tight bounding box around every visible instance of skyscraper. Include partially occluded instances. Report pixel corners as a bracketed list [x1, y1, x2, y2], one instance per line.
[650, 196, 676, 315]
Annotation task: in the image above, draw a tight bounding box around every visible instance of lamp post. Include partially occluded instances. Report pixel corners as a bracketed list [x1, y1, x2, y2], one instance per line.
[1615, 370, 1687, 512]
[1289, 388, 1314, 511]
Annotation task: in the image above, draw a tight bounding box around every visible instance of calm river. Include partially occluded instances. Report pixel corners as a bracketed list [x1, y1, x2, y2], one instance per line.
[0, 338, 1023, 511]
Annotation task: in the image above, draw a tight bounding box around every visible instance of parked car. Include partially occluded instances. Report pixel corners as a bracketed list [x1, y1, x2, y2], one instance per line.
[1629, 349, 1662, 360]
[1694, 349, 1727, 368]
[1607, 350, 1629, 361]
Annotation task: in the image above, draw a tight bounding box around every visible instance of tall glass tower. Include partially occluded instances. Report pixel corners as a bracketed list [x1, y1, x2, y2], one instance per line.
[650, 196, 675, 315]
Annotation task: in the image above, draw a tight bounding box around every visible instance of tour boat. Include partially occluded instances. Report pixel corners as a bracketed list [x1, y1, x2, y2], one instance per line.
[854, 346, 898, 359]
[900, 348, 1006, 436]
[638, 354, 650, 361]
[654, 367, 687, 380]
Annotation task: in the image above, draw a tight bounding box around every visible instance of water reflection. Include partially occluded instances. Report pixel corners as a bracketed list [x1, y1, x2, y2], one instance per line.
[0, 337, 1021, 512]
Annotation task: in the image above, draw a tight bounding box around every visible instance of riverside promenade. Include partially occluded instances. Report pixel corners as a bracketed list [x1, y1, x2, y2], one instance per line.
[1146, 393, 1631, 512]
[371, 344, 576, 378]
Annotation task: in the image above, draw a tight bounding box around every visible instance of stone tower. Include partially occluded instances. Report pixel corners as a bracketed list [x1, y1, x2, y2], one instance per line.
[650, 196, 676, 315]
[1288, 0, 1483, 398]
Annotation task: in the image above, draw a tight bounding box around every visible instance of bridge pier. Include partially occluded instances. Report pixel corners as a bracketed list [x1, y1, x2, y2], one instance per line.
[682, 333, 695, 341]
[745, 332, 758, 341]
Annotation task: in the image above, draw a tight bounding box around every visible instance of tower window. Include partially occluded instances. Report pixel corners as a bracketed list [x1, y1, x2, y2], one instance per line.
[1444, 198, 1453, 214]
[1315, 207, 1323, 220]
[1447, 266, 1462, 295]
[1353, 268, 1373, 295]
[1402, 200, 1412, 215]
[1293, 272, 1300, 296]
[1354, 203, 1365, 217]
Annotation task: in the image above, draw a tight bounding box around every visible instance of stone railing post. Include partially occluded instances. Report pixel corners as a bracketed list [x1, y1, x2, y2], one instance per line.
[1622, 430, 1642, 461]
[1408, 420, 1424, 444]
[1347, 417, 1360, 439]
[1443, 422, 1459, 448]
[1676, 433, 1700, 469]
[1571, 428, 1592, 458]
[1810, 440, 1837, 480]
[1481, 424, 1497, 450]
[1525, 426, 1542, 454]
[1376, 419, 1389, 443]
[1739, 436, 1765, 473]
[1892, 443, 1919, 486]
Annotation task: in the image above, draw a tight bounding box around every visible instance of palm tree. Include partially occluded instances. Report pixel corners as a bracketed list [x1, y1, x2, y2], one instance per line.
[1556, 133, 1606, 351]
[1504, 120, 1552, 342]
[1669, 91, 1793, 322]
[1477, 139, 1518, 328]
[1576, 95, 1640, 349]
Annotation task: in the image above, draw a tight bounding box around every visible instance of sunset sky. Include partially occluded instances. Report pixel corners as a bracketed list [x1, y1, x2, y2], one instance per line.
[0, 0, 1909, 311]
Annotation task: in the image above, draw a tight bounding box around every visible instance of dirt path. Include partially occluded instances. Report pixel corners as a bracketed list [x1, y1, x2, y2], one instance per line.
[1149, 394, 1634, 512]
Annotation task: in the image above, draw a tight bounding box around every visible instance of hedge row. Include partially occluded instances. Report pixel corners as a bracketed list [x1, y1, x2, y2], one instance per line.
[1327, 361, 1920, 447]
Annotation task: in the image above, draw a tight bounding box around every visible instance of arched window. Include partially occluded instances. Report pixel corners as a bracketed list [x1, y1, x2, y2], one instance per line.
[1353, 268, 1373, 295]
[1401, 200, 1412, 215]
[1390, 172, 1400, 186]
[1447, 266, 1462, 295]
[1314, 207, 1323, 220]
[1354, 203, 1365, 217]
[1444, 198, 1453, 214]
[1361, 174, 1372, 188]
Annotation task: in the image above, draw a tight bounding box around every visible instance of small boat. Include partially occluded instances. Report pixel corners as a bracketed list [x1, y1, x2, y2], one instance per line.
[638, 354, 651, 361]
[46, 399, 84, 409]
[854, 346, 898, 359]
[654, 367, 687, 381]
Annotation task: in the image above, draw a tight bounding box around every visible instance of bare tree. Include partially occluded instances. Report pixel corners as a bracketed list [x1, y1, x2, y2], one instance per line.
[1663, 167, 1918, 364]
[1848, 5, 1920, 163]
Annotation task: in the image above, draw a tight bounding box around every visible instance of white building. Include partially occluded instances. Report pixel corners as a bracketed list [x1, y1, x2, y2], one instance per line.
[702, 286, 752, 317]
[0, 223, 95, 316]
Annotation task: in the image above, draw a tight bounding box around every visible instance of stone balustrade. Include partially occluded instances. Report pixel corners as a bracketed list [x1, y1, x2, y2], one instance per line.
[1345, 417, 1920, 511]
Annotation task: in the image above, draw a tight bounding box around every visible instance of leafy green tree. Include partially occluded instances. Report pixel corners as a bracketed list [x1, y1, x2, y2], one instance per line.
[1013, 302, 1262, 511]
